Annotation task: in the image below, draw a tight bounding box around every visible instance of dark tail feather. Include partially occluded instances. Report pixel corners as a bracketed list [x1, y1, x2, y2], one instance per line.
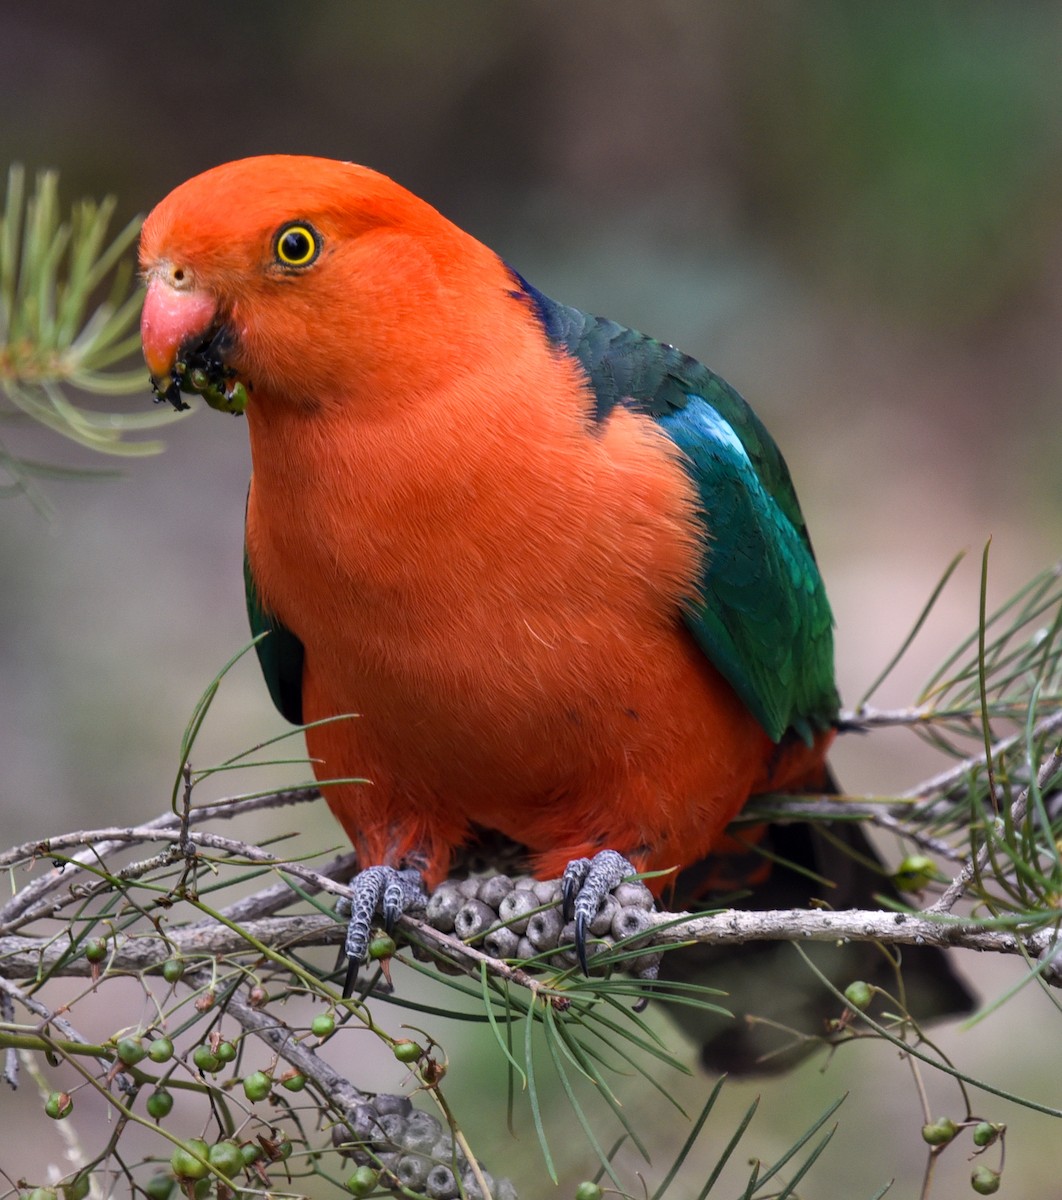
[660, 774, 975, 1075]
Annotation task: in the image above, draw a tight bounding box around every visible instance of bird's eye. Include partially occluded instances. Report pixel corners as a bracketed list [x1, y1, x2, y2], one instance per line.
[274, 223, 320, 267]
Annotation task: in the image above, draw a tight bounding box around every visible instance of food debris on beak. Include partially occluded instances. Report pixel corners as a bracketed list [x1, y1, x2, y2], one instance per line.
[149, 368, 191, 412]
[148, 327, 249, 416]
[141, 275, 248, 414]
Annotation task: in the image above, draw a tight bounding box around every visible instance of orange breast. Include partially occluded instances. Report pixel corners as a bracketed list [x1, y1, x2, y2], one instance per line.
[243, 304, 818, 887]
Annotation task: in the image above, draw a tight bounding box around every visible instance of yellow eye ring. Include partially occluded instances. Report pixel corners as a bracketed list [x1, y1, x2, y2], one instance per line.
[274, 223, 320, 267]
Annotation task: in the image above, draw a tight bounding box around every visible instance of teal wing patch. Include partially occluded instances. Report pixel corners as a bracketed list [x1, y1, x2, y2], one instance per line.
[656, 397, 837, 742]
[244, 543, 305, 726]
[510, 271, 839, 742]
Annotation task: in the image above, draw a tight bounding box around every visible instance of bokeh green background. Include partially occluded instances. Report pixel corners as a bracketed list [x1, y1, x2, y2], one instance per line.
[1, 3, 1060, 1196]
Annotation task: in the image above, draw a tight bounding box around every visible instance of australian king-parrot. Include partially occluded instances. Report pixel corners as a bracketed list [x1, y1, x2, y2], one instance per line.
[140, 156, 970, 1070]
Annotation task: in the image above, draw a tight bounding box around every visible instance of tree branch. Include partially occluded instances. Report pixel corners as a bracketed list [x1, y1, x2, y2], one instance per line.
[3, 900, 1058, 988]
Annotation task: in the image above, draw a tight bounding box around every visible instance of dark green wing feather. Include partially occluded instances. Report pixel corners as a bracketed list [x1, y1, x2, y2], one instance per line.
[511, 272, 839, 742]
[244, 523, 305, 726]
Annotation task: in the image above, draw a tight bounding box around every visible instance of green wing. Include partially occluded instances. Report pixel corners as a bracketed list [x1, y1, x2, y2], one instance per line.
[511, 272, 839, 743]
[244, 524, 305, 726]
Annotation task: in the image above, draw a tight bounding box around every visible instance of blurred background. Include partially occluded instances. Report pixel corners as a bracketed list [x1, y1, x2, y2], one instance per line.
[1, 2, 1060, 1196]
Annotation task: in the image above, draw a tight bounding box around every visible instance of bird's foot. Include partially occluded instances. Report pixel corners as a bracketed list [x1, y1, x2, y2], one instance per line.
[561, 849, 639, 974]
[340, 866, 428, 997]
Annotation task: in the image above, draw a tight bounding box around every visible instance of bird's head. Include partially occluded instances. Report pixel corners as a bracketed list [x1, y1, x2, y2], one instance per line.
[139, 155, 499, 414]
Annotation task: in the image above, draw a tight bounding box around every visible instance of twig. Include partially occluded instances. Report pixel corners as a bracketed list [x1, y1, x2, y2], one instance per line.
[741, 796, 965, 863]
[901, 710, 1062, 803]
[1, 989, 15, 1088]
[0, 974, 90, 1045]
[217, 851, 358, 924]
[927, 744, 1062, 915]
[0, 786, 321, 926]
[177, 964, 371, 1115]
[844, 702, 1062, 733]
[0, 822, 343, 936]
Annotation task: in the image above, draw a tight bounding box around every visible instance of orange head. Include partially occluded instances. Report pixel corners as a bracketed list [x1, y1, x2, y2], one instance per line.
[139, 155, 504, 412]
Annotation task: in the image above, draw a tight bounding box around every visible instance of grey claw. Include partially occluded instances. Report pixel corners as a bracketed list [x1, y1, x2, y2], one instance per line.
[341, 866, 428, 997]
[561, 850, 638, 973]
[561, 857, 592, 923]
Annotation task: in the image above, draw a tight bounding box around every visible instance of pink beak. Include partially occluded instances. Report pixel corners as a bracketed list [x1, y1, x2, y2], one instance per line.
[141, 276, 217, 386]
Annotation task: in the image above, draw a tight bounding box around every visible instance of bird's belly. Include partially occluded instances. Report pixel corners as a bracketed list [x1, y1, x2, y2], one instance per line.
[301, 591, 775, 880]
[243, 397, 791, 880]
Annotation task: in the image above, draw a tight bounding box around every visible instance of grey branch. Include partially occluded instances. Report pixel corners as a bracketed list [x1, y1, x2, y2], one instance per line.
[177, 963, 370, 1114]
[648, 906, 1061, 977]
[2, 902, 1058, 986]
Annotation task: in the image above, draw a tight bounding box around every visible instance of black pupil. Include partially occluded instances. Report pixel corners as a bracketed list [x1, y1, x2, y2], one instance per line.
[281, 230, 311, 261]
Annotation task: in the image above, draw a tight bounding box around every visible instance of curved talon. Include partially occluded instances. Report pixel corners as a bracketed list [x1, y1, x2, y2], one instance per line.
[574, 910, 590, 974]
[341, 866, 428, 997]
[561, 849, 638, 973]
[561, 856, 593, 923]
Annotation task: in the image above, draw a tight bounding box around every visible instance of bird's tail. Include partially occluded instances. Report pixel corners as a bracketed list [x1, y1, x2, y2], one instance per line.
[660, 771, 975, 1075]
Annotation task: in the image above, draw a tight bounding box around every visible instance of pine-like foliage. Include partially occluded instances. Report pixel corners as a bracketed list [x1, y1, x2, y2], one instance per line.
[0, 165, 185, 512]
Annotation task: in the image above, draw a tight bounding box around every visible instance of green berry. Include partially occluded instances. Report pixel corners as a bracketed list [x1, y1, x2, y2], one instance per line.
[392, 1038, 422, 1063]
[84, 938, 107, 964]
[146, 1088, 174, 1120]
[281, 1071, 307, 1092]
[346, 1166, 379, 1196]
[143, 1173, 176, 1200]
[274, 1140, 293, 1161]
[893, 854, 937, 892]
[575, 1184, 604, 1200]
[215, 1039, 237, 1063]
[240, 1142, 263, 1166]
[843, 981, 873, 1010]
[45, 1091, 73, 1120]
[921, 1117, 958, 1146]
[243, 1070, 272, 1102]
[973, 1121, 1004, 1147]
[368, 933, 396, 960]
[147, 1036, 174, 1063]
[115, 1036, 147, 1066]
[62, 1172, 91, 1200]
[311, 1013, 336, 1038]
[207, 1140, 244, 1178]
[27, 1189, 58, 1200]
[161, 958, 184, 984]
[170, 1138, 210, 1181]
[192, 1044, 221, 1074]
[971, 1165, 1001, 1195]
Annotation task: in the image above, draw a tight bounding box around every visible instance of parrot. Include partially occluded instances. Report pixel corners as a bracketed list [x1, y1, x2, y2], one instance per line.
[139, 156, 970, 1070]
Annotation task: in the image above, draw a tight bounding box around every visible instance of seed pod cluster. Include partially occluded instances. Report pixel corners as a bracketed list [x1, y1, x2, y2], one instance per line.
[419, 873, 662, 978]
[332, 1093, 518, 1199]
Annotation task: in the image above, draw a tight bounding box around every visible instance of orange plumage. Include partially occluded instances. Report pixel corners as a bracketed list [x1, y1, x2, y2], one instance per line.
[142, 158, 978, 1071]
[139, 156, 831, 893]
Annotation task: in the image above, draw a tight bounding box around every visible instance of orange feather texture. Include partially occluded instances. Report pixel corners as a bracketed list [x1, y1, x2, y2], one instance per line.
[140, 156, 832, 891]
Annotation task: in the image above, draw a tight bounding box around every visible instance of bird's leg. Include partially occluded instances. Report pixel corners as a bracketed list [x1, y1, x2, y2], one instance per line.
[340, 865, 429, 997]
[561, 849, 640, 973]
